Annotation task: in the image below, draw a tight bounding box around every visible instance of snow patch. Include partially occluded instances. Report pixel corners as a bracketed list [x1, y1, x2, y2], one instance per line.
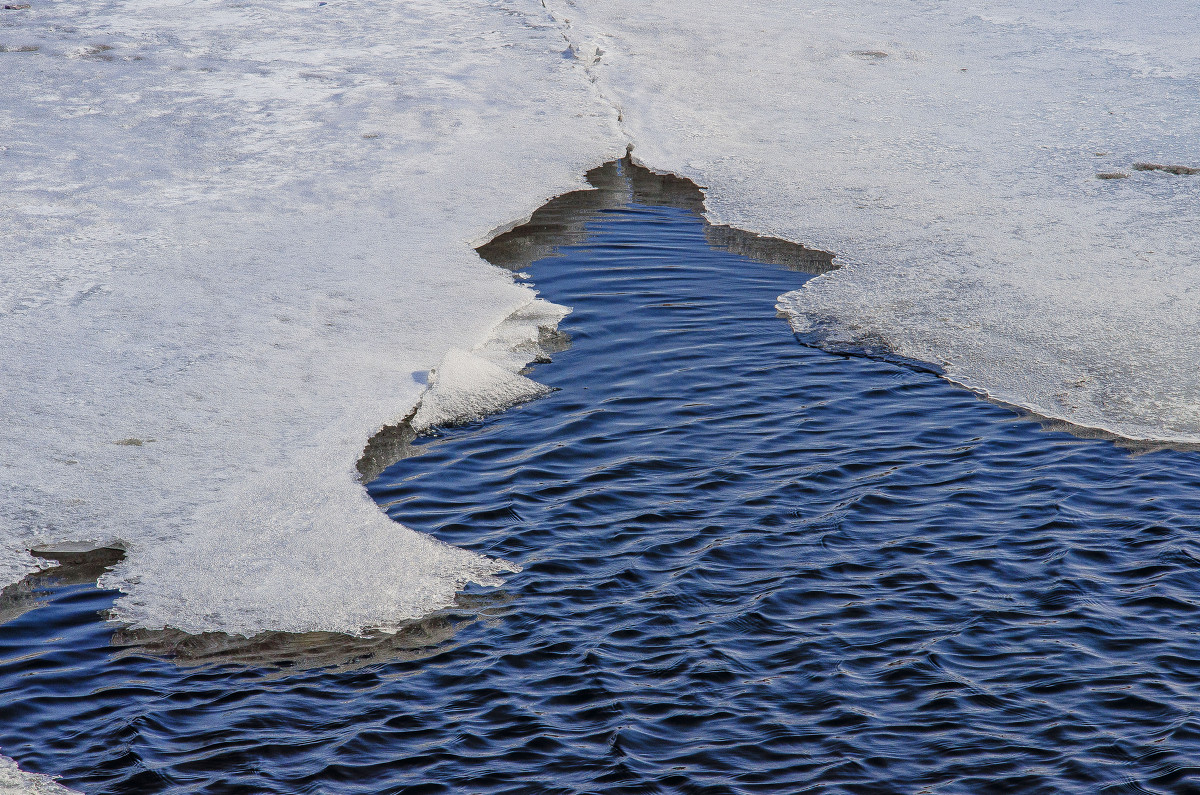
[0, 755, 79, 795]
[557, 0, 1200, 443]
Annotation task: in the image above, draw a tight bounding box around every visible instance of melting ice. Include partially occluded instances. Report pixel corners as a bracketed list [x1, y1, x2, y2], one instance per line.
[3, 0, 1199, 635]
[0, 754, 78, 795]
[553, 0, 1200, 442]
[0, 0, 622, 634]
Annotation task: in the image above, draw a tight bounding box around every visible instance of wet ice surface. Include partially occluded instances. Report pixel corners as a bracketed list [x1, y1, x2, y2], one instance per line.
[5, 175, 1200, 793]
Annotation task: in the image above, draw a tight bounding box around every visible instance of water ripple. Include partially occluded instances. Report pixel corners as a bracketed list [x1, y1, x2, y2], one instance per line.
[3, 166, 1200, 792]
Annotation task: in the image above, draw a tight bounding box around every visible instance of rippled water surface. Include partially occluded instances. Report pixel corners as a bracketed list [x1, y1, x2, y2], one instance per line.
[5, 168, 1200, 793]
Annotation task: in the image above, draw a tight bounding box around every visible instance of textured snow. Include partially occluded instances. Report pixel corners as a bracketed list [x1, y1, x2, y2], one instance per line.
[554, 0, 1200, 442]
[0, 755, 78, 795]
[4, 0, 1200, 635]
[0, 0, 621, 635]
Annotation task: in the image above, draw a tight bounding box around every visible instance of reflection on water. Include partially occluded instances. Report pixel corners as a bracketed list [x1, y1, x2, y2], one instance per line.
[1, 546, 512, 673]
[359, 156, 835, 483]
[476, 156, 836, 275]
[0, 545, 125, 626]
[110, 592, 513, 673]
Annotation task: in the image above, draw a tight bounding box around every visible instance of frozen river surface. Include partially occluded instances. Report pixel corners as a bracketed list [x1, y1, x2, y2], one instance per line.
[3, 0, 1200, 636]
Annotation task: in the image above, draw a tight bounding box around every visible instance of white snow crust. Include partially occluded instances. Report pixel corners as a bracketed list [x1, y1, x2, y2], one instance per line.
[0, 755, 78, 795]
[0, 0, 622, 635]
[5, 0, 1200, 636]
[412, 298, 567, 432]
[554, 0, 1200, 442]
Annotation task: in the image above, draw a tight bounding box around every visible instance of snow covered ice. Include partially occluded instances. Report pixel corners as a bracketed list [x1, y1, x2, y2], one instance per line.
[3, 0, 1200, 635]
[0, 0, 622, 634]
[0, 754, 78, 795]
[552, 0, 1200, 442]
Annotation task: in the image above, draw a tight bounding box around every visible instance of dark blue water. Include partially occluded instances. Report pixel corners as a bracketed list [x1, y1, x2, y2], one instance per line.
[5, 165, 1200, 793]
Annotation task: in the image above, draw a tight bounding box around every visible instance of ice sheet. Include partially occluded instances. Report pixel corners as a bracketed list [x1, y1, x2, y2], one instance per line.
[0, 0, 622, 634]
[555, 0, 1200, 442]
[0, 755, 78, 795]
[6, 0, 1200, 637]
